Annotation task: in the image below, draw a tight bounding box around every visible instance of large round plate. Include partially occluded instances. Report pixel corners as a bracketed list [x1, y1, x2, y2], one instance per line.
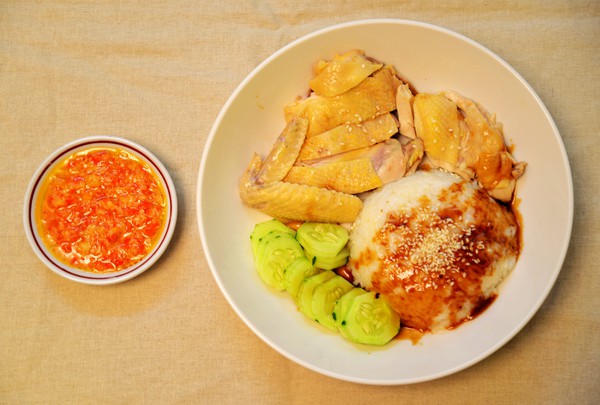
[197, 19, 573, 384]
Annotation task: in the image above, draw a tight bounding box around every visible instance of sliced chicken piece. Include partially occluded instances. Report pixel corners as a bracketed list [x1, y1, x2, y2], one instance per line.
[309, 50, 383, 97]
[297, 112, 398, 161]
[254, 117, 309, 185]
[396, 83, 416, 139]
[404, 137, 424, 175]
[241, 174, 363, 223]
[239, 116, 362, 223]
[284, 158, 383, 194]
[370, 139, 410, 184]
[413, 91, 525, 202]
[284, 66, 400, 138]
[413, 93, 463, 171]
[303, 138, 423, 186]
[442, 90, 525, 202]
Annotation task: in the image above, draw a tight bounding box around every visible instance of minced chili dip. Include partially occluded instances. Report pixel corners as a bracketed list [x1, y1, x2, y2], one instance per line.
[36, 147, 167, 273]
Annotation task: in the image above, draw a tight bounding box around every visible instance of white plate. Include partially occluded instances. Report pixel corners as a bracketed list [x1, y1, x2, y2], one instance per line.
[197, 19, 573, 384]
[24, 135, 178, 285]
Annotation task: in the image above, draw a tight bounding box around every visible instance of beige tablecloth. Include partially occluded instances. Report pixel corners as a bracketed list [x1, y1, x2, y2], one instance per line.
[1, 1, 598, 403]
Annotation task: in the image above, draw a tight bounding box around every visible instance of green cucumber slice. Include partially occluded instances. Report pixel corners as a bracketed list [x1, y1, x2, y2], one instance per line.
[297, 270, 336, 320]
[296, 222, 348, 258]
[256, 234, 305, 291]
[250, 219, 295, 259]
[254, 231, 295, 267]
[333, 287, 367, 330]
[338, 291, 401, 346]
[312, 246, 350, 270]
[283, 257, 318, 300]
[311, 275, 354, 331]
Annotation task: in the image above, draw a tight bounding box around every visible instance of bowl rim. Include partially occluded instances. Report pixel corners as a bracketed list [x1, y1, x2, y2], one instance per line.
[197, 18, 574, 384]
[24, 135, 178, 285]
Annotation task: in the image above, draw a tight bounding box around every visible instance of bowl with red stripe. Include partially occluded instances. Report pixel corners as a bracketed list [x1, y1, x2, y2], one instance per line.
[24, 135, 177, 285]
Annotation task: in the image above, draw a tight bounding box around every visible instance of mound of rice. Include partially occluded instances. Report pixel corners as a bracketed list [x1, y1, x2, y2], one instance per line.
[348, 169, 520, 332]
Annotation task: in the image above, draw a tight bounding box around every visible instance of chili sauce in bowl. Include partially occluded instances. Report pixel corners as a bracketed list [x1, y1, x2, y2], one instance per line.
[24, 136, 177, 285]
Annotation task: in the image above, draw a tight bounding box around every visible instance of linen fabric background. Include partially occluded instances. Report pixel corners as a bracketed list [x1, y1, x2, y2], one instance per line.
[1, 1, 598, 403]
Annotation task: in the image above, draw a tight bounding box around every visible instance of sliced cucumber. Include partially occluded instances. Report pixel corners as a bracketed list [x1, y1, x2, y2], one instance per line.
[333, 287, 367, 330]
[297, 270, 336, 320]
[283, 256, 319, 300]
[254, 231, 294, 267]
[250, 219, 295, 259]
[338, 291, 401, 346]
[312, 246, 350, 270]
[256, 234, 305, 291]
[296, 222, 348, 258]
[311, 275, 354, 331]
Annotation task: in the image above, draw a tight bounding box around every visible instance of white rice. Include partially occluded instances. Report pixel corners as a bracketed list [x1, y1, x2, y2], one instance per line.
[348, 169, 519, 331]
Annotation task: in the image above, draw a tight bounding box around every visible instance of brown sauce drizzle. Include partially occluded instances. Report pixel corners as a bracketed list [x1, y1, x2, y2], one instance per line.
[397, 327, 425, 345]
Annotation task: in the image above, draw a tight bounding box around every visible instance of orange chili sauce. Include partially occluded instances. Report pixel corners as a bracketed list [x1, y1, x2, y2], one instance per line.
[35, 147, 167, 273]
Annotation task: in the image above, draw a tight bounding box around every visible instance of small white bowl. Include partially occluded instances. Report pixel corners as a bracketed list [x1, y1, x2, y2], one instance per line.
[197, 19, 573, 384]
[24, 135, 178, 285]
